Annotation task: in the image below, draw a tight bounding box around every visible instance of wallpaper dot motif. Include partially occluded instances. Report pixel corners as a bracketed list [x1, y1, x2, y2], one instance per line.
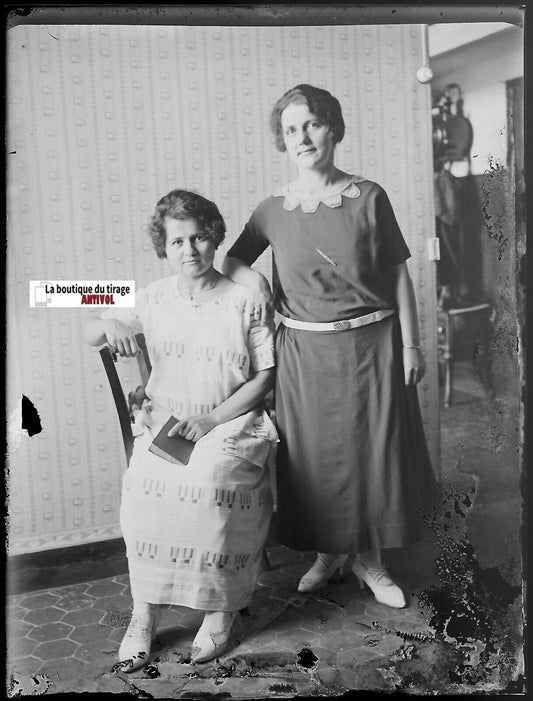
[7, 24, 437, 554]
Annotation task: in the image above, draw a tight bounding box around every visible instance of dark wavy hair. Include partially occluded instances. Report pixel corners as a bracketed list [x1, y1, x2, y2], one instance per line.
[148, 189, 226, 260]
[270, 84, 345, 152]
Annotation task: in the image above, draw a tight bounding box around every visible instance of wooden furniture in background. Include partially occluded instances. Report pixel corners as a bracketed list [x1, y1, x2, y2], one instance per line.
[437, 302, 495, 408]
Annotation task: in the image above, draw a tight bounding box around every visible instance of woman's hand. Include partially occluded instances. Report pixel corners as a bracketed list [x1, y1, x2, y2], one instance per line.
[393, 262, 425, 386]
[403, 347, 426, 385]
[168, 413, 219, 442]
[169, 369, 275, 443]
[102, 319, 140, 357]
[222, 256, 274, 321]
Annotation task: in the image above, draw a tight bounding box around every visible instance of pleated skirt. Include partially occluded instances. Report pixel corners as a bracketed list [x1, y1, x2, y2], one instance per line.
[275, 313, 435, 554]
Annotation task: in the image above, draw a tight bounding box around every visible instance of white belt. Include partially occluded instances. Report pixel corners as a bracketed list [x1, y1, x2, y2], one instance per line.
[279, 309, 395, 332]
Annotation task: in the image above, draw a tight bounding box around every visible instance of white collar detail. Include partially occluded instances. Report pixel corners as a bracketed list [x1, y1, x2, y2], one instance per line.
[273, 175, 366, 213]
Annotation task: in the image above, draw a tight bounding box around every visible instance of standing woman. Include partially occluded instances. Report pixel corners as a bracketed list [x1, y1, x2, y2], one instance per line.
[223, 84, 434, 608]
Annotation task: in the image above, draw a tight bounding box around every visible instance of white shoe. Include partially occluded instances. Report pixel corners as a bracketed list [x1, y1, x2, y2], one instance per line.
[118, 606, 161, 672]
[352, 557, 406, 608]
[191, 611, 236, 664]
[297, 553, 348, 594]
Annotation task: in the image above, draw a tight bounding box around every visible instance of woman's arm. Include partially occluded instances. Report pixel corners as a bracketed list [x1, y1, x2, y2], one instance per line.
[393, 262, 426, 385]
[221, 256, 274, 319]
[84, 317, 141, 357]
[221, 256, 264, 286]
[168, 367, 276, 442]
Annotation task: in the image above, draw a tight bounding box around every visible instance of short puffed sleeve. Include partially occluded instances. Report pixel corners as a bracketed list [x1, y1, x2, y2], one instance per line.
[374, 187, 411, 268]
[100, 285, 149, 334]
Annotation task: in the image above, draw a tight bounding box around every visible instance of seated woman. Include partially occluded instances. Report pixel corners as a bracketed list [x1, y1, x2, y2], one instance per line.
[84, 189, 277, 669]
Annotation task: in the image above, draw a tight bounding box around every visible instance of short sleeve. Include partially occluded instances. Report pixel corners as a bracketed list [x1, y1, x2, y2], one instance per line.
[247, 315, 276, 372]
[227, 205, 270, 266]
[375, 188, 411, 267]
[100, 286, 147, 334]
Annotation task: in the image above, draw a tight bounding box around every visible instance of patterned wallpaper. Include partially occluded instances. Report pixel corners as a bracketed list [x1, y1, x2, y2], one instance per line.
[6, 23, 438, 555]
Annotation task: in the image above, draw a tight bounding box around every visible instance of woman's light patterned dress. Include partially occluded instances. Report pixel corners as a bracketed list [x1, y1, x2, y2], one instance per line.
[102, 276, 277, 610]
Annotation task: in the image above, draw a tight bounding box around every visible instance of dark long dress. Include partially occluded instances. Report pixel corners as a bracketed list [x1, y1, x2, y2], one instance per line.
[228, 177, 434, 554]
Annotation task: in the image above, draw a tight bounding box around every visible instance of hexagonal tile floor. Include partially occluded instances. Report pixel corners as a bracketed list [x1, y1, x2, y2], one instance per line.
[7, 543, 446, 697]
[7, 532, 524, 698]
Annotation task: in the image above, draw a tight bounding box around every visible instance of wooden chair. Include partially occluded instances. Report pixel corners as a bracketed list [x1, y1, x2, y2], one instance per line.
[99, 335, 272, 570]
[99, 334, 151, 465]
[437, 302, 496, 407]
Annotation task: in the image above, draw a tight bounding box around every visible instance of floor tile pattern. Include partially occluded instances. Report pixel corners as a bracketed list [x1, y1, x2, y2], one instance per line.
[7, 546, 441, 696]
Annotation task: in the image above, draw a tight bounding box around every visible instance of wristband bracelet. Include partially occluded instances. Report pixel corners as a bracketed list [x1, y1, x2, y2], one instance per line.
[403, 344, 421, 349]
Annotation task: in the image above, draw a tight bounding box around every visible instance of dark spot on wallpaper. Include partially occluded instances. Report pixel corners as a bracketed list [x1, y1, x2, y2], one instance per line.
[21, 395, 42, 437]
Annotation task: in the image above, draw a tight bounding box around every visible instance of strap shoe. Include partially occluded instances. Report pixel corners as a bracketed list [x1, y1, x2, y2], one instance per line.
[118, 606, 161, 672]
[191, 611, 236, 664]
[297, 553, 348, 593]
[352, 556, 406, 608]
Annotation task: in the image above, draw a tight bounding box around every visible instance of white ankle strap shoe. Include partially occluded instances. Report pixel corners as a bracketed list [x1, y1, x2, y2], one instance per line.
[297, 553, 348, 594]
[117, 606, 161, 672]
[191, 611, 236, 664]
[352, 557, 406, 609]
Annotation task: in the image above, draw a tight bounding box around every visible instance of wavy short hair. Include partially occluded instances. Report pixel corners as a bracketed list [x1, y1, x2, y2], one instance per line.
[148, 189, 226, 259]
[270, 84, 345, 152]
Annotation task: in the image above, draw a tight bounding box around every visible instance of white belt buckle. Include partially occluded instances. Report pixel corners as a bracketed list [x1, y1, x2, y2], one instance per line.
[333, 319, 352, 331]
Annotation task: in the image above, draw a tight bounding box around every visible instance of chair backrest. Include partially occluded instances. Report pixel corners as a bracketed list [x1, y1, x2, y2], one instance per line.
[99, 334, 151, 465]
[445, 303, 495, 355]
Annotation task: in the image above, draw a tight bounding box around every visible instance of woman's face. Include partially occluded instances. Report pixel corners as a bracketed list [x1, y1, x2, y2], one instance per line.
[164, 217, 217, 279]
[280, 101, 335, 172]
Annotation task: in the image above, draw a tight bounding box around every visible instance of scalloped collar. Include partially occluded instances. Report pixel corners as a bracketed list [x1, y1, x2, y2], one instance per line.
[273, 175, 366, 213]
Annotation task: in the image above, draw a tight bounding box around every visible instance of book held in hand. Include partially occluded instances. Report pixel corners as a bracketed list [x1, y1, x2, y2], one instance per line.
[148, 416, 195, 465]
